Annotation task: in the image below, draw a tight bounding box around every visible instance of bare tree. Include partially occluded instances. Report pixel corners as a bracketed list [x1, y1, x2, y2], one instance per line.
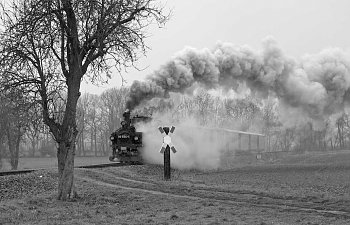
[76, 88, 129, 157]
[100, 88, 128, 128]
[194, 90, 213, 125]
[331, 113, 350, 149]
[224, 96, 262, 131]
[0, 90, 31, 169]
[76, 94, 89, 156]
[25, 108, 44, 157]
[99, 87, 128, 154]
[0, 0, 169, 200]
[85, 94, 99, 156]
[261, 99, 279, 151]
[0, 96, 7, 169]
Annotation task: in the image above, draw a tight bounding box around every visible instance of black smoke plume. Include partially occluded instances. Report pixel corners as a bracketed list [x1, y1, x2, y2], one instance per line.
[126, 37, 350, 121]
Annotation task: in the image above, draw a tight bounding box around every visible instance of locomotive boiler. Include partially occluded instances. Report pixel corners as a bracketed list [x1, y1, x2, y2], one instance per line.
[109, 109, 150, 163]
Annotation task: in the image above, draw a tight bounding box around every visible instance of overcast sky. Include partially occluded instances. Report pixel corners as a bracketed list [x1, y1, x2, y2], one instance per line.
[81, 0, 350, 94]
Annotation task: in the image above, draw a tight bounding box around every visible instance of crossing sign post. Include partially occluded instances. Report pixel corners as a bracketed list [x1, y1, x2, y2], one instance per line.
[159, 126, 176, 180]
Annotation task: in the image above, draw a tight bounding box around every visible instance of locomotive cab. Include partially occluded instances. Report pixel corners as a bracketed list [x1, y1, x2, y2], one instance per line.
[109, 109, 149, 163]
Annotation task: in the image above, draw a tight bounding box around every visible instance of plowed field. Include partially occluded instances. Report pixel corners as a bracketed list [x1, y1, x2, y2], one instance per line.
[1, 151, 350, 225]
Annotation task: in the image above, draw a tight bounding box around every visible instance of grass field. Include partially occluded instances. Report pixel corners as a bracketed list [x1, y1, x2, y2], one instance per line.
[1, 150, 350, 224]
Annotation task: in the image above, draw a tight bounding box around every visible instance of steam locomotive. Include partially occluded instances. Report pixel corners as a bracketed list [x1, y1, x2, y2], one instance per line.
[109, 109, 151, 163]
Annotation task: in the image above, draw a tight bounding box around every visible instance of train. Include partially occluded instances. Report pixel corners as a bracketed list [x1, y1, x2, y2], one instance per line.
[109, 109, 267, 165]
[109, 109, 151, 163]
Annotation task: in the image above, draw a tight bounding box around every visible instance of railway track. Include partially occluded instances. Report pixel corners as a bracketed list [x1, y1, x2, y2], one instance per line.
[0, 161, 141, 176]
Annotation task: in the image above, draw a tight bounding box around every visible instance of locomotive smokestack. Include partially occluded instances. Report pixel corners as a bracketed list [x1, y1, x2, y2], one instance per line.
[123, 109, 130, 120]
[126, 37, 350, 122]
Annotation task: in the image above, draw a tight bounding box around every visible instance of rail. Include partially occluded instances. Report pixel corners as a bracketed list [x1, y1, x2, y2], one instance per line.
[0, 162, 141, 177]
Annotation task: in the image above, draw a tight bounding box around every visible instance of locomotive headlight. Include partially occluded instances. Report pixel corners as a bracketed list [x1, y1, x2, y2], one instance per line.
[134, 136, 139, 140]
[110, 136, 114, 141]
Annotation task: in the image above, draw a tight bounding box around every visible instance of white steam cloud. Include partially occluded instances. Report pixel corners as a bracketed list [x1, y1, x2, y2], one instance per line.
[136, 114, 232, 170]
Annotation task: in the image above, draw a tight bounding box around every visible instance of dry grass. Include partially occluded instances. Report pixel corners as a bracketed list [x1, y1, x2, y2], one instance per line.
[1, 151, 350, 224]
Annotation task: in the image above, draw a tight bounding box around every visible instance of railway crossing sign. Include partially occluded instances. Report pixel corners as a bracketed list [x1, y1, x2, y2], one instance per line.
[158, 126, 176, 154]
[158, 126, 176, 180]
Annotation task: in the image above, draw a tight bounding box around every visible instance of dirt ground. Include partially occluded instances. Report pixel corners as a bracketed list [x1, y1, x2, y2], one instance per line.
[1, 151, 350, 225]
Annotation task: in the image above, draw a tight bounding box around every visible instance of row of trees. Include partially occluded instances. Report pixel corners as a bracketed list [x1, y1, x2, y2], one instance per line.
[94, 89, 350, 154]
[3, 87, 350, 167]
[164, 90, 350, 153]
[0, 87, 129, 164]
[0, 90, 34, 170]
[75, 88, 128, 156]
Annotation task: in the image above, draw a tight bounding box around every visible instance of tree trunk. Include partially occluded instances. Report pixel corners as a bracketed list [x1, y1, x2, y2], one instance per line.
[11, 137, 20, 170]
[94, 127, 97, 156]
[6, 128, 20, 170]
[80, 130, 85, 156]
[57, 137, 77, 200]
[31, 140, 36, 157]
[55, 105, 80, 200]
[54, 100, 79, 201]
[52, 73, 81, 200]
[90, 129, 93, 154]
[0, 146, 2, 169]
[76, 134, 81, 156]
